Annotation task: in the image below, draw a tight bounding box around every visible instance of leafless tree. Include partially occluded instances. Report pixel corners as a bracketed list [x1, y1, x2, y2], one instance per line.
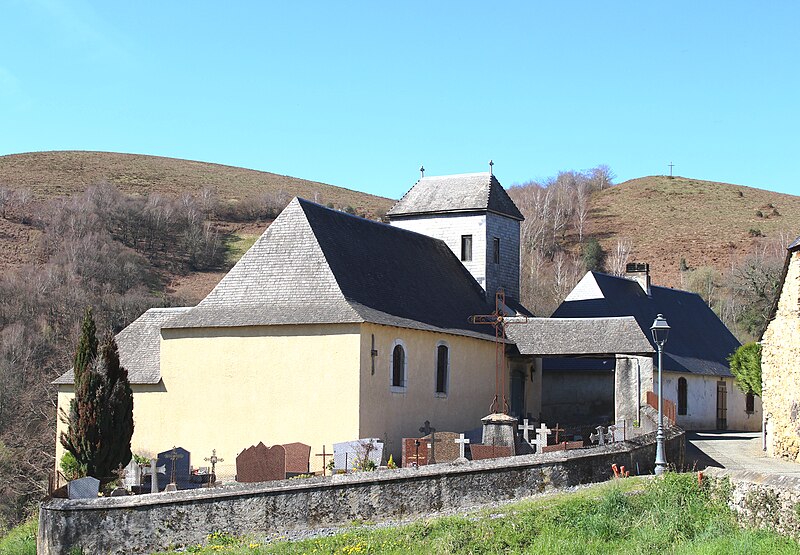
[607, 238, 633, 276]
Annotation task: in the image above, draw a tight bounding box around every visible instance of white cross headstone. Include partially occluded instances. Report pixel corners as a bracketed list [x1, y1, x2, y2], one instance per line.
[455, 433, 470, 459]
[123, 459, 141, 489]
[533, 423, 551, 453]
[145, 458, 165, 493]
[518, 418, 536, 444]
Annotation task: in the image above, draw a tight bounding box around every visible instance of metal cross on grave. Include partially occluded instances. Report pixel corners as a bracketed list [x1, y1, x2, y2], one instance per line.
[165, 446, 184, 485]
[113, 464, 127, 484]
[420, 421, 438, 464]
[533, 423, 551, 453]
[315, 446, 330, 476]
[455, 433, 470, 459]
[518, 418, 536, 444]
[551, 423, 565, 444]
[469, 289, 528, 414]
[204, 449, 223, 486]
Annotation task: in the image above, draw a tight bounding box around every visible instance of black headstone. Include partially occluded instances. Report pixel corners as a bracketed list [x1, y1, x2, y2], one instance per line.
[156, 447, 191, 491]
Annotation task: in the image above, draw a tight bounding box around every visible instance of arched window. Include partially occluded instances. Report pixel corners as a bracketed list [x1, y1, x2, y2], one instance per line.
[677, 377, 688, 416]
[746, 392, 755, 414]
[391, 342, 406, 389]
[435, 343, 449, 395]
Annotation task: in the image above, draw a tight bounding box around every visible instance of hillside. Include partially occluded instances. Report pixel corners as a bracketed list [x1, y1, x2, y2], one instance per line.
[587, 175, 800, 288]
[0, 151, 393, 214]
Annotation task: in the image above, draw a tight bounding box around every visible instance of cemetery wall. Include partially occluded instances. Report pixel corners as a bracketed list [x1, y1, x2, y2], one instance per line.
[38, 426, 684, 555]
[358, 323, 537, 453]
[761, 249, 800, 461]
[705, 468, 800, 540]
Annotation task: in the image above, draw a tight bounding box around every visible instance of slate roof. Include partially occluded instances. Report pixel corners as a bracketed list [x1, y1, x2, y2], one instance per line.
[54, 307, 190, 385]
[387, 172, 524, 221]
[550, 271, 741, 376]
[506, 316, 654, 357]
[167, 198, 498, 341]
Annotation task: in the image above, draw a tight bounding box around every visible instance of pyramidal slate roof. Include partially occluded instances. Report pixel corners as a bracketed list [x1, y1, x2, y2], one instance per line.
[551, 271, 741, 376]
[54, 307, 190, 385]
[387, 172, 524, 221]
[506, 316, 654, 357]
[167, 198, 497, 340]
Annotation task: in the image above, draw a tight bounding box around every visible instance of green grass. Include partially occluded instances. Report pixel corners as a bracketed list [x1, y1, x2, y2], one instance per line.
[152, 474, 800, 555]
[225, 233, 259, 264]
[0, 515, 37, 555]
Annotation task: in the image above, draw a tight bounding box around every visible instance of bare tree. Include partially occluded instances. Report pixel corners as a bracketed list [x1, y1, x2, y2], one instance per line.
[607, 238, 633, 276]
[0, 186, 11, 219]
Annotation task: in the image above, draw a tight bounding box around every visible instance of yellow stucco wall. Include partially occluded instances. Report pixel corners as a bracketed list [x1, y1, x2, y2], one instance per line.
[357, 324, 538, 462]
[55, 322, 541, 476]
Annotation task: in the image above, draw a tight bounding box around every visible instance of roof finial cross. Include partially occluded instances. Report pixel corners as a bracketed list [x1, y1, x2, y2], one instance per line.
[420, 165, 425, 178]
[489, 159, 494, 176]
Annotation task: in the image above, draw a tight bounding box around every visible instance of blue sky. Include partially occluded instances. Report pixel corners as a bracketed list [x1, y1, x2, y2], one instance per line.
[1, 1, 798, 199]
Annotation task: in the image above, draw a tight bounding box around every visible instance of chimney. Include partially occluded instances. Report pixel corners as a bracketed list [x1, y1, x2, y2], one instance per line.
[625, 262, 651, 295]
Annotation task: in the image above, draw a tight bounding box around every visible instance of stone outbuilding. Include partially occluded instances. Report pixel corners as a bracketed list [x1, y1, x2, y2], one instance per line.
[761, 236, 800, 462]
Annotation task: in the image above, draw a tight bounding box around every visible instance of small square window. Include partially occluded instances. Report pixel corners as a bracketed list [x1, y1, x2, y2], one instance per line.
[493, 237, 500, 264]
[461, 235, 472, 262]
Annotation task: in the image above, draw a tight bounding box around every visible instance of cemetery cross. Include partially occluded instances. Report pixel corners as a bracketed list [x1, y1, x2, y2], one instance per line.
[551, 423, 565, 444]
[455, 433, 470, 459]
[315, 445, 330, 476]
[204, 449, 224, 486]
[518, 418, 536, 444]
[533, 423, 552, 454]
[166, 446, 184, 486]
[469, 289, 528, 414]
[419, 421, 437, 464]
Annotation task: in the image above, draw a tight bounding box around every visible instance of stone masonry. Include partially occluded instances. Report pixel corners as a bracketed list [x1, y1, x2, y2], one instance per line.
[762, 249, 800, 462]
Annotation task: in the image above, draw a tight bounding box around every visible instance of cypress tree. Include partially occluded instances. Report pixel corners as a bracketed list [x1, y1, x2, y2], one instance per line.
[60, 309, 134, 479]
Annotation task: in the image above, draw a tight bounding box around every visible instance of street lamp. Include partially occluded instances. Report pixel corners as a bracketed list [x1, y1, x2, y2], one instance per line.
[651, 314, 670, 476]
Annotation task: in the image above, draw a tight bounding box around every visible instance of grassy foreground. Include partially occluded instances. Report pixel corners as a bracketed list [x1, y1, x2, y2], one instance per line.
[4, 475, 798, 554]
[151, 474, 799, 555]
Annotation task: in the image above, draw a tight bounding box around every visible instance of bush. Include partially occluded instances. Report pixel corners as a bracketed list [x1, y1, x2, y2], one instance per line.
[729, 342, 762, 396]
[581, 237, 605, 272]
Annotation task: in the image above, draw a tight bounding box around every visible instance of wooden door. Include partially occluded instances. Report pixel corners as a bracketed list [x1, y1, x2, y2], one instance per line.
[716, 381, 727, 430]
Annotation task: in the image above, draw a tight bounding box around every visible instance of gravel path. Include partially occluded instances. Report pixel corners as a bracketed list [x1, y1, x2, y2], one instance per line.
[686, 431, 800, 476]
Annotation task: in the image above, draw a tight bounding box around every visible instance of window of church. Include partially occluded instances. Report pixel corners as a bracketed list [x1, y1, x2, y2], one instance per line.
[435, 343, 449, 396]
[493, 237, 500, 264]
[678, 377, 687, 416]
[461, 235, 472, 262]
[390, 341, 407, 391]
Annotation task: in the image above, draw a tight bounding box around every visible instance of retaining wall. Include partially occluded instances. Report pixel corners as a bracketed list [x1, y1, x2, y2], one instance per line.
[38, 427, 684, 554]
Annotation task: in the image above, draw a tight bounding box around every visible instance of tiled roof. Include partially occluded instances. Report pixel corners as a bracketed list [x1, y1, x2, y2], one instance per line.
[53, 307, 190, 385]
[506, 316, 654, 356]
[551, 272, 741, 376]
[387, 172, 524, 221]
[167, 198, 498, 341]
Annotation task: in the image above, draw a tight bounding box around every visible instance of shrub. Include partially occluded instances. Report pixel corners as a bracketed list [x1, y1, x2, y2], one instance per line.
[581, 237, 605, 272]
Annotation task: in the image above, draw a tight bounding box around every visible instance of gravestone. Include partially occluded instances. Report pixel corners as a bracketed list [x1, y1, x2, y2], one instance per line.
[123, 459, 141, 489]
[590, 426, 610, 446]
[609, 420, 626, 442]
[532, 423, 551, 454]
[157, 447, 190, 491]
[332, 438, 383, 472]
[422, 432, 461, 463]
[402, 438, 428, 468]
[236, 442, 287, 482]
[142, 458, 165, 493]
[470, 444, 513, 460]
[518, 419, 536, 444]
[455, 433, 470, 461]
[68, 476, 100, 499]
[282, 442, 311, 476]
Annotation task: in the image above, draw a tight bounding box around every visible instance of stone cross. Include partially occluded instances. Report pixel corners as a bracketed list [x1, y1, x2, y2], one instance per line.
[455, 433, 470, 459]
[607, 425, 618, 443]
[166, 446, 184, 485]
[551, 423, 565, 444]
[518, 418, 536, 444]
[533, 423, 551, 453]
[315, 445, 330, 476]
[590, 425, 607, 446]
[419, 421, 437, 463]
[149, 458, 160, 493]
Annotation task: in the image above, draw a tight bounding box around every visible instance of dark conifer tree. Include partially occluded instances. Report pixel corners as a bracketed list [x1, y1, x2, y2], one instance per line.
[60, 309, 134, 479]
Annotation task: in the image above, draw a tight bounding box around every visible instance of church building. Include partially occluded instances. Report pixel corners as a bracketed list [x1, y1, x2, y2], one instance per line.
[55, 171, 540, 475]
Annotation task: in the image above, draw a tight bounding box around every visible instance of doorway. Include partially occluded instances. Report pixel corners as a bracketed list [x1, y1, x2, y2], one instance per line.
[510, 370, 526, 420]
[716, 381, 727, 430]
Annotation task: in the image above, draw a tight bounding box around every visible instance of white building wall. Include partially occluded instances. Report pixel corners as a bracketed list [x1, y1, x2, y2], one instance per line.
[390, 214, 488, 291]
[660, 374, 762, 431]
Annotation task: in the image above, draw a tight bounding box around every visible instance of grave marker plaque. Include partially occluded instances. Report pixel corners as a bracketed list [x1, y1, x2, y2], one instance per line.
[282, 442, 311, 475]
[423, 432, 461, 463]
[68, 476, 100, 499]
[236, 442, 269, 483]
[156, 447, 191, 491]
[469, 444, 513, 460]
[402, 438, 428, 468]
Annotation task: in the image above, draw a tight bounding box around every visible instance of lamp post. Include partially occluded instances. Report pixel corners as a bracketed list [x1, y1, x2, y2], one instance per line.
[651, 314, 671, 476]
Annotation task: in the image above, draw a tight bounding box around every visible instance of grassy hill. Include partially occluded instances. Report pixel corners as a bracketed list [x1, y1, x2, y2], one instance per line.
[587, 175, 800, 288]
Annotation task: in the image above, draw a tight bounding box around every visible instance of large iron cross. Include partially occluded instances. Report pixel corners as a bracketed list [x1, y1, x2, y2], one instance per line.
[469, 289, 527, 414]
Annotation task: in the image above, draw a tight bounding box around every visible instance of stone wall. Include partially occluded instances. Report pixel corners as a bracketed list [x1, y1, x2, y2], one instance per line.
[38, 426, 684, 555]
[706, 468, 800, 540]
[762, 249, 800, 461]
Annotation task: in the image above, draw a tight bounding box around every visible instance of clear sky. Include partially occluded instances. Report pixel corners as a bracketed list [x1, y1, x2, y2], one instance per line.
[1, 1, 798, 199]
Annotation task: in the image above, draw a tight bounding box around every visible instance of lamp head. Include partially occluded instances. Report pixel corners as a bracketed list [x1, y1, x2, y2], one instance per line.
[650, 314, 670, 346]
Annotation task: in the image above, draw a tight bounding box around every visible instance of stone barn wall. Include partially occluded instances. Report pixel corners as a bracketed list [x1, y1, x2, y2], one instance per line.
[762, 249, 800, 461]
